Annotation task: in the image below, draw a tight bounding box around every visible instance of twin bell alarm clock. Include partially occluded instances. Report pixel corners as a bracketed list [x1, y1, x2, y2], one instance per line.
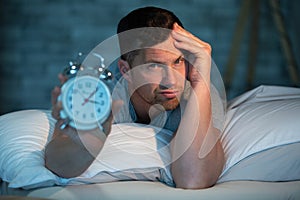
[58, 53, 113, 131]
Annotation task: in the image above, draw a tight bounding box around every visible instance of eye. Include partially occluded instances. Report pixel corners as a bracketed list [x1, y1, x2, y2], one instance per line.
[174, 57, 185, 65]
[147, 63, 164, 70]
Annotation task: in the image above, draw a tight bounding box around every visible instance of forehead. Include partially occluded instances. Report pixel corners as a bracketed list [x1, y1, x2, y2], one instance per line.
[144, 36, 182, 60]
[143, 48, 181, 63]
[130, 35, 184, 66]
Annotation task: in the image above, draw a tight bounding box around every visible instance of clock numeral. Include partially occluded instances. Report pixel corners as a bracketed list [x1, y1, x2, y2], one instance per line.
[100, 100, 105, 106]
[99, 92, 103, 98]
[97, 108, 101, 113]
[82, 113, 86, 119]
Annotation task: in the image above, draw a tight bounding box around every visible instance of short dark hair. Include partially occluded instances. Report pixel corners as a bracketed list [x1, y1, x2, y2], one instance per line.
[117, 6, 183, 34]
[117, 7, 184, 64]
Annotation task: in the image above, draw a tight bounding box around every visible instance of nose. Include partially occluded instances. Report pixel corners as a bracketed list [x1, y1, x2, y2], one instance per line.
[161, 66, 176, 88]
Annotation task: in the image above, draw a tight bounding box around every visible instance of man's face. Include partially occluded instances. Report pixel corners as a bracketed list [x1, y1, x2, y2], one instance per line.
[128, 36, 187, 110]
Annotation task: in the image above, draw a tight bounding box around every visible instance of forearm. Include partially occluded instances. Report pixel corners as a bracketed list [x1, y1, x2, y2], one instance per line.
[171, 81, 224, 189]
[45, 126, 106, 178]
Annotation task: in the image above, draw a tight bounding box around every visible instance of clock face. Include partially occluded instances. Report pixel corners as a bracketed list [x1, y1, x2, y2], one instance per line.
[61, 76, 111, 130]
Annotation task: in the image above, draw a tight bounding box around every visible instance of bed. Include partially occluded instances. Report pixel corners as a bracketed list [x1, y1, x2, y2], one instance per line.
[1, 85, 300, 199]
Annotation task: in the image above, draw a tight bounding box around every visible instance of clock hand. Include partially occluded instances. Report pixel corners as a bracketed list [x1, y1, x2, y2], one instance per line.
[88, 100, 101, 104]
[82, 86, 99, 106]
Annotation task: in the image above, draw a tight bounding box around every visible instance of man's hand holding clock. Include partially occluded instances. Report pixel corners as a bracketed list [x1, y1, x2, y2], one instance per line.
[46, 54, 120, 178]
[51, 62, 114, 138]
[51, 73, 113, 147]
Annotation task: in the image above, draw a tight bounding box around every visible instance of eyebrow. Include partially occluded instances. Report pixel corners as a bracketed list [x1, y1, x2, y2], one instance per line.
[145, 55, 184, 64]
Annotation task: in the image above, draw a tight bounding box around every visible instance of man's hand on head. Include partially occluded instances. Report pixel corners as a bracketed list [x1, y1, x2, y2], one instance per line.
[172, 23, 212, 87]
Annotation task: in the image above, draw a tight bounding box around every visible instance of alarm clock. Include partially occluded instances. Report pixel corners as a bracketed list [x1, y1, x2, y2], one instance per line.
[58, 53, 113, 131]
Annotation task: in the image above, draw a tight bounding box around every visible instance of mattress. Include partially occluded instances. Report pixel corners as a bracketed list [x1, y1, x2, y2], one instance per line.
[1, 180, 300, 200]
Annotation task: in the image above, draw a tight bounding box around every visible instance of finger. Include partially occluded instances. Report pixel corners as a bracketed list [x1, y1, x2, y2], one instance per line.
[172, 23, 210, 49]
[51, 101, 62, 120]
[174, 41, 211, 60]
[51, 86, 63, 120]
[54, 119, 79, 140]
[52, 119, 69, 138]
[173, 22, 197, 39]
[58, 73, 68, 85]
[172, 31, 212, 58]
[172, 31, 210, 51]
[51, 86, 61, 106]
[172, 34, 208, 52]
[102, 112, 113, 135]
[54, 119, 65, 130]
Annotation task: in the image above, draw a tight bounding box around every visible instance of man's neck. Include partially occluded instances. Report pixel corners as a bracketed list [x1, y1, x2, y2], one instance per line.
[129, 92, 151, 124]
[129, 91, 165, 124]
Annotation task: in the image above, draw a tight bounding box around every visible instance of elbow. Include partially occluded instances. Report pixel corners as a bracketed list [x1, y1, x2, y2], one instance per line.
[44, 144, 85, 178]
[173, 145, 225, 190]
[174, 175, 217, 190]
[44, 157, 61, 177]
[45, 156, 80, 179]
[45, 152, 79, 179]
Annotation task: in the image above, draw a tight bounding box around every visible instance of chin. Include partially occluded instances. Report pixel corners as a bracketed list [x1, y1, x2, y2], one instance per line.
[160, 98, 180, 111]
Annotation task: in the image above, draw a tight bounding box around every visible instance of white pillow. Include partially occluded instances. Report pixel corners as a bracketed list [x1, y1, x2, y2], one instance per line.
[0, 110, 60, 189]
[218, 85, 300, 182]
[0, 110, 173, 189]
[68, 123, 173, 186]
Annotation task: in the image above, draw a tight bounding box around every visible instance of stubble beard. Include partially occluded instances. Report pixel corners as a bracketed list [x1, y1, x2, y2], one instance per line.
[154, 95, 181, 111]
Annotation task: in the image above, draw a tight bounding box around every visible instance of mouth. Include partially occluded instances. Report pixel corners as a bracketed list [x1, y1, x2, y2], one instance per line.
[159, 90, 179, 99]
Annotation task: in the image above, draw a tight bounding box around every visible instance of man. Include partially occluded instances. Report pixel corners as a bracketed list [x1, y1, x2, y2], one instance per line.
[46, 6, 225, 189]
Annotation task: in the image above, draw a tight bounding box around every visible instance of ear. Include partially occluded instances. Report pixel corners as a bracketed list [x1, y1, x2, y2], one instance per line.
[118, 59, 132, 82]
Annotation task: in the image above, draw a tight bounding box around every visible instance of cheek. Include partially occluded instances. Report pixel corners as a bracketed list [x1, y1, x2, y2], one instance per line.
[137, 82, 157, 93]
[131, 71, 162, 86]
[180, 65, 187, 78]
[129, 72, 157, 92]
[174, 68, 187, 85]
[134, 84, 158, 102]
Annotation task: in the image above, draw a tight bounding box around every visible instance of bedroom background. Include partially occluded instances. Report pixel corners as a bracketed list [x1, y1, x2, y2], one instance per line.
[0, 0, 299, 115]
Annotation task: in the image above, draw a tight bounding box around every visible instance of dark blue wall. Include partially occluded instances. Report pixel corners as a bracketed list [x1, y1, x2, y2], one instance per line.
[1, 0, 299, 114]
